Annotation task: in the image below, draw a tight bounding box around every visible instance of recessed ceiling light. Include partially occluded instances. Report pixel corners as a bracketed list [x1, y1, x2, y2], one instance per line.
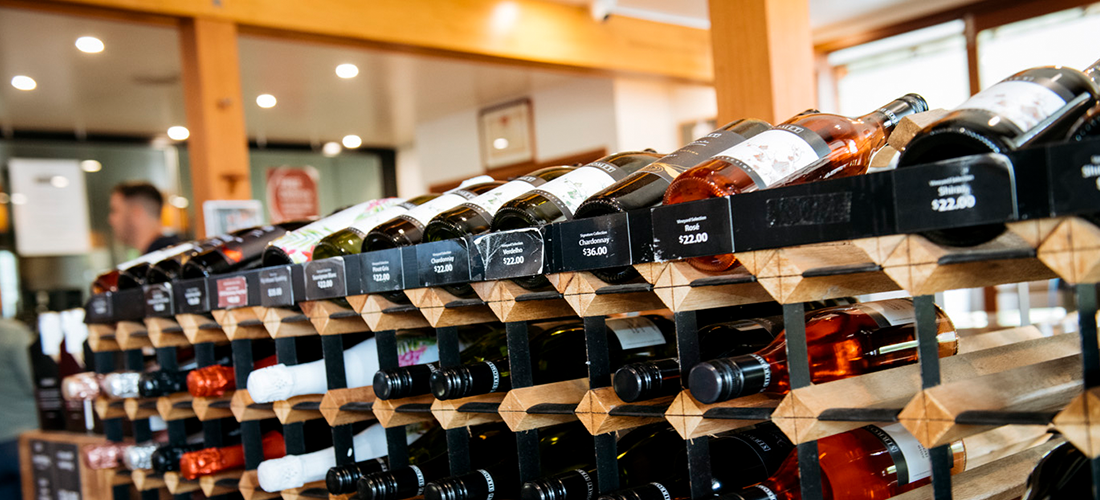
[11, 76, 36, 91]
[167, 126, 190, 141]
[336, 64, 359, 79]
[493, 138, 509, 150]
[256, 94, 277, 108]
[80, 160, 102, 173]
[76, 36, 104, 54]
[342, 135, 362, 148]
[322, 142, 341, 157]
[9, 193, 27, 205]
[169, 195, 189, 209]
[50, 176, 70, 188]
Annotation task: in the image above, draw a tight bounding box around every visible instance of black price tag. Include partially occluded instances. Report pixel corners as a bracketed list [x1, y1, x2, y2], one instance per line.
[1048, 139, 1100, 217]
[259, 267, 295, 307]
[52, 441, 81, 498]
[475, 228, 546, 280]
[362, 249, 405, 293]
[305, 257, 348, 300]
[85, 293, 113, 323]
[143, 283, 174, 317]
[114, 288, 145, 321]
[416, 239, 473, 286]
[651, 197, 733, 261]
[175, 278, 210, 314]
[557, 213, 632, 271]
[29, 440, 54, 500]
[893, 154, 1017, 233]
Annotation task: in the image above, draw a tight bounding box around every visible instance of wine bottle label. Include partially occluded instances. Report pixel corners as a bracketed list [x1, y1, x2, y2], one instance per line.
[397, 337, 439, 367]
[476, 469, 496, 500]
[712, 126, 830, 189]
[854, 299, 915, 328]
[957, 80, 1067, 133]
[751, 485, 778, 500]
[748, 354, 771, 392]
[648, 482, 672, 500]
[483, 360, 501, 392]
[864, 423, 931, 485]
[117, 241, 196, 270]
[395, 190, 479, 229]
[639, 129, 750, 181]
[460, 177, 543, 217]
[529, 164, 623, 219]
[607, 317, 667, 350]
[574, 469, 594, 500]
[411, 465, 426, 495]
[272, 198, 404, 263]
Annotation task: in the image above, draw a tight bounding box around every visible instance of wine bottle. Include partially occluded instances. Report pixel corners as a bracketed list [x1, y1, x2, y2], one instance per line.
[122, 443, 161, 470]
[491, 153, 665, 232]
[263, 198, 407, 265]
[1023, 441, 1092, 500]
[311, 194, 441, 261]
[717, 424, 964, 500]
[898, 58, 1100, 247]
[374, 324, 506, 400]
[101, 371, 142, 399]
[569, 123, 772, 284]
[689, 298, 958, 404]
[145, 230, 252, 284]
[247, 334, 439, 403]
[150, 442, 206, 473]
[187, 354, 278, 398]
[258, 423, 424, 492]
[99, 241, 198, 291]
[424, 166, 574, 242]
[424, 423, 593, 500]
[1068, 104, 1100, 141]
[613, 317, 781, 402]
[84, 441, 130, 469]
[664, 95, 928, 272]
[180, 430, 286, 479]
[137, 369, 190, 398]
[180, 221, 310, 279]
[362, 176, 500, 252]
[431, 316, 675, 400]
[590, 423, 794, 500]
[351, 423, 513, 499]
[62, 372, 103, 401]
[326, 424, 450, 494]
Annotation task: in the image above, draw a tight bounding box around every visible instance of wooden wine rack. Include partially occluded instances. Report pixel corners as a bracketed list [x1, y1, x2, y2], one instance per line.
[79, 140, 1100, 500]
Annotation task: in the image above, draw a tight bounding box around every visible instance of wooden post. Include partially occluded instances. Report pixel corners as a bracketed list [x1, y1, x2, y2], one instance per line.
[179, 17, 251, 238]
[708, 0, 815, 125]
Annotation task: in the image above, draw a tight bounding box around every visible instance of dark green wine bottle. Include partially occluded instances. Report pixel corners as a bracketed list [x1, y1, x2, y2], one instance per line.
[374, 324, 508, 400]
[362, 180, 503, 252]
[312, 194, 440, 261]
[180, 221, 309, 279]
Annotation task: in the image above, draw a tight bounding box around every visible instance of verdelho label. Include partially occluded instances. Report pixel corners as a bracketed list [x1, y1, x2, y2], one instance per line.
[893, 155, 1017, 233]
[475, 227, 545, 280]
[651, 197, 734, 261]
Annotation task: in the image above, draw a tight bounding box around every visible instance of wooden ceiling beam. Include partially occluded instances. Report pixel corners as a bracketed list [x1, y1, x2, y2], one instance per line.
[27, 0, 714, 84]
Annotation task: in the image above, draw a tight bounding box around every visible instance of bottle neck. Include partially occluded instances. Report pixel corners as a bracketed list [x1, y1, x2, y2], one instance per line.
[860, 93, 929, 138]
[521, 469, 597, 500]
[613, 358, 681, 402]
[598, 481, 688, 500]
[688, 354, 774, 404]
[425, 467, 515, 500]
[430, 360, 508, 400]
[374, 363, 437, 400]
[1085, 57, 1100, 89]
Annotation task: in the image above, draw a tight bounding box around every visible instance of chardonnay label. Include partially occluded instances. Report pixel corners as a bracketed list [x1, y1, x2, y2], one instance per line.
[713, 127, 827, 189]
[396, 190, 478, 229]
[865, 423, 931, 485]
[271, 198, 404, 263]
[530, 164, 623, 219]
[958, 80, 1067, 132]
[461, 177, 541, 217]
[607, 317, 667, 350]
[855, 299, 915, 328]
[640, 129, 750, 181]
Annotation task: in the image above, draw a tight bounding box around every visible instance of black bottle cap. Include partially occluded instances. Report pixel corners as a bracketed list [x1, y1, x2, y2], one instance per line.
[327, 465, 361, 494]
[374, 365, 433, 400]
[358, 472, 403, 500]
[430, 362, 502, 400]
[521, 469, 597, 500]
[613, 362, 669, 403]
[688, 355, 769, 404]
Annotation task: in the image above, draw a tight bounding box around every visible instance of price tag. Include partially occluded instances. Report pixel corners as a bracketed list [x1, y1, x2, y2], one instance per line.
[143, 283, 174, 317]
[305, 257, 349, 300]
[51, 442, 81, 498]
[175, 278, 210, 314]
[475, 228, 546, 280]
[113, 288, 145, 321]
[216, 276, 249, 309]
[361, 248, 405, 293]
[893, 154, 1017, 234]
[416, 239, 473, 286]
[1048, 139, 1100, 217]
[651, 197, 733, 261]
[259, 267, 295, 307]
[85, 293, 113, 323]
[557, 213, 633, 272]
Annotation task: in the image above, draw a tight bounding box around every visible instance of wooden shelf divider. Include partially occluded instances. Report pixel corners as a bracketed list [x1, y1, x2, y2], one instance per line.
[640, 260, 774, 312]
[556, 272, 666, 317]
[272, 394, 325, 424]
[431, 392, 506, 429]
[131, 469, 165, 491]
[664, 391, 777, 440]
[212, 307, 271, 340]
[320, 386, 377, 426]
[499, 378, 589, 432]
[193, 392, 237, 421]
[575, 387, 674, 435]
[230, 389, 277, 422]
[471, 280, 577, 322]
[238, 469, 281, 500]
[349, 294, 431, 331]
[145, 316, 192, 347]
[156, 392, 197, 421]
[115, 320, 153, 350]
[177, 313, 229, 344]
[300, 299, 369, 335]
[163, 471, 201, 495]
[259, 306, 317, 338]
[371, 394, 437, 428]
[1037, 216, 1100, 284]
[94, 396, 126, 420]
[88, 324, 121, 352]
[200, 469, 244, 497]
[404, 287, 499, 327]
[123, 397, 160, 421]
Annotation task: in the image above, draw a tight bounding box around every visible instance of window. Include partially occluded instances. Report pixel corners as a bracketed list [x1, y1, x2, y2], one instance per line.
[977, 3, 1100, 89]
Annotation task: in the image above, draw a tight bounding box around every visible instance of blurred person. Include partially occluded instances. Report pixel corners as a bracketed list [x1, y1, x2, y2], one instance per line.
[0, 317, 37, 499]
[108, 181, 181, 254]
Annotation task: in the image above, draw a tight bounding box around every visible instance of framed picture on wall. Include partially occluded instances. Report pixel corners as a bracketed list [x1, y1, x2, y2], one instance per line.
[479, 98, 535, 168]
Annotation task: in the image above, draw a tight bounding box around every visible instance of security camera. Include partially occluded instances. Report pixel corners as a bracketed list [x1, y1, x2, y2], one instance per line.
[590, 0, 614, 22]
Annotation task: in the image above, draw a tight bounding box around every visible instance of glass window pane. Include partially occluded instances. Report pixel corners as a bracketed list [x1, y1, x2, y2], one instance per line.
[826, 21, 971, 116]
[977, 3, 1100, 89]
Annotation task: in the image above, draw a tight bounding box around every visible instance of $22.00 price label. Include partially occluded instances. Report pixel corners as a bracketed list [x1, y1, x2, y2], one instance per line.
[893, 155, 1016, 234]
[651, 197, 734, 262]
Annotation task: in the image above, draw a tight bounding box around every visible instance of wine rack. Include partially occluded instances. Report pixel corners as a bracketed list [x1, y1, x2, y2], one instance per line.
[81, 138, 1100, 500]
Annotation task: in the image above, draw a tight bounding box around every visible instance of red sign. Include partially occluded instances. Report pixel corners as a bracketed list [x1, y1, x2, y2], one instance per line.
[216, 276, 248, 309]
[266, 166, 319, 222]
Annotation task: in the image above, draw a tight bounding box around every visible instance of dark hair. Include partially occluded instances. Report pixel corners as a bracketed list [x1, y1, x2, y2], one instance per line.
[112, 181, 164, 217]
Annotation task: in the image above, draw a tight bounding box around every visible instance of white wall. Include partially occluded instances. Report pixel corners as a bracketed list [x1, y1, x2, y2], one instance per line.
[613, 79, 677, 154]
[395, 144, 423, 199]
[412, 108, 483, 191]
[530, 78, 617, 162]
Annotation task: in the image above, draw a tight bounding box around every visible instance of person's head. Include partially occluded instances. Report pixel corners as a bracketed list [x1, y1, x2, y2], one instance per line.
[109, 181, 165, 249]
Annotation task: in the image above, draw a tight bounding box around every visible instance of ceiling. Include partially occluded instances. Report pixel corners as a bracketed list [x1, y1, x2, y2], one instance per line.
[0, 0, 971, 147]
